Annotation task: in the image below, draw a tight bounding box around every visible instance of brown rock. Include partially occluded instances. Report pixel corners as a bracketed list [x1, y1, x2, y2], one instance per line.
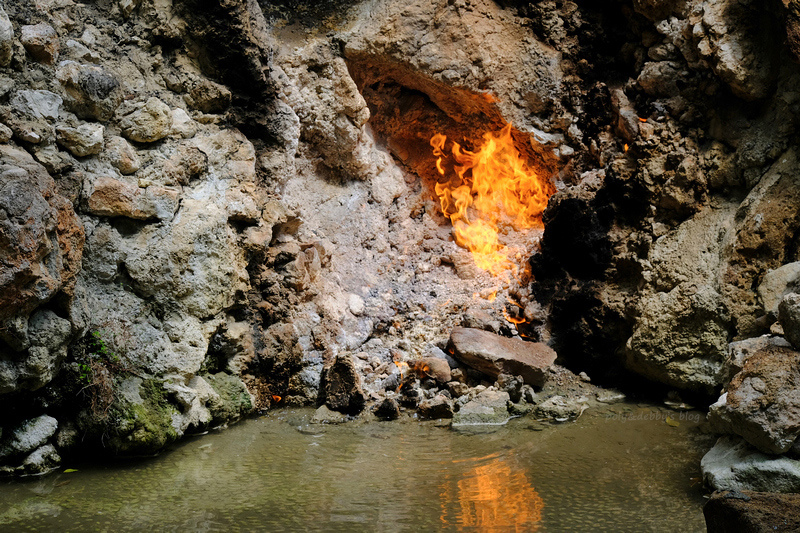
[447, 327, 556, 387]
[0, 145, 83, 321]
[704, 490, 800, 533]
[417, 357, 451, 384]
[85, 176, 178, 221]
[417, 395, 453, 420]
[20, 24, 58, 64]
[374, 397, 400, 420]
[321, 354, 365, 415]
[709, 345, 800, 454]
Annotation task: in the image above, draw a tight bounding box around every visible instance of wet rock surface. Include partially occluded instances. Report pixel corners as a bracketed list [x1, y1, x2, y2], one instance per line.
[705, 490, 800, 533]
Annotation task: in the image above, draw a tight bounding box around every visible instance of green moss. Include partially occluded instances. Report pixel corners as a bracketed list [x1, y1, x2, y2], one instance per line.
[105, 379, 179, 455]
[202, 373, 253, 424]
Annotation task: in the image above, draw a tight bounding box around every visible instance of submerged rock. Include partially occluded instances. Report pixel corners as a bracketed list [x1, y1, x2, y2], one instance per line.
[452, 390, 510, 427]
[704, 490, 800, 533]
[447, 327, 556, 387]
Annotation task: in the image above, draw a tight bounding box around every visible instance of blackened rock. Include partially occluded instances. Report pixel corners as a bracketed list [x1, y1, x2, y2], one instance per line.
[496, 373, 524, 403]
[321, 355, 365, 415]
[374, 397, 400, 420]
[448, 328, 556, 387]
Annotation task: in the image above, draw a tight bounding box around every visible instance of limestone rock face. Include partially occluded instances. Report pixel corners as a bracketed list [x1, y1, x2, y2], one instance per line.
[56, 123, 104, 157]
[0, 145, 83, 322]
[448, 327, 556, 387]
[84, 176, 178, 221]
[56, 62, 123, 121]
[0, 6, 13, 67]
[0, 415, 58, 460]
[118, 97, 172, 143]
[708, 345, 800, 454]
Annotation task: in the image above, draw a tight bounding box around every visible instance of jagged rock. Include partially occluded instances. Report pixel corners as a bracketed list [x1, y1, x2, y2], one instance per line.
[374, 397, 400, 420]
[697, 0, 780, 101]
[0, 145, 84, 323]
[0, 123, 11, 143]
[56, 61, 123, 121]
[0, 6, 13, 66]
[417, 394, 453, 420]
[105, 136, 140, 174]
[704, 490, 800, 533]
[187, 80, 232, 114]
[0, 415, 58, 460]
[779, 293, 800, 350]
[85, 176, 178, 221]
[702, 436, 800, 492]
[447, 327, 556, 387]
[56, 123, 104, 157]
[452, 389, 510, 426]
[169, 108, 197, 139]
[758, 263, 800, 320]
[709, 344, 800, 454]
[20, 24, 59, 64]
[321, 355, 365, 415]
[496, 374, 523, 403]
[724, 336, 791, 386]
[118, 97, 172, 143]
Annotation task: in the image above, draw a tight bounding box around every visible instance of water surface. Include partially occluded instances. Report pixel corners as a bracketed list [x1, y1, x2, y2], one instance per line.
[0, 404, 711, 532]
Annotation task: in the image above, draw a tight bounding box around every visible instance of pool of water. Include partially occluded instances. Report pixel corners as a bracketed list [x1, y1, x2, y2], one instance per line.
[0, 403, 712, 532]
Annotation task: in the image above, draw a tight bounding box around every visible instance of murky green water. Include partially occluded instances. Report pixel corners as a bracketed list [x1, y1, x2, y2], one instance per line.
[0, 404, 711, 532]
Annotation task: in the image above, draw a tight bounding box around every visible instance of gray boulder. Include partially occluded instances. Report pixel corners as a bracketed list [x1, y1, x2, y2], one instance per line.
[56, 61, 123, 121]
[452, 389, 510, 426]
[0, 415, 58, 460]
[0, 5, 13, 66]
[779, 293, 800, 350]
[702, 436, 800, 493]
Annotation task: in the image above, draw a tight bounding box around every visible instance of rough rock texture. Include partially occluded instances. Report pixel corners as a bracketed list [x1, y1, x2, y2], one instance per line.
[321, 355, 365, 415]
[779, 293, 800, 350]
[118, 97, 172, 143]
[0, 145, 84, 322]
[448, 327, 556, 387]
[708, 345, 800, 454]
[452, 389, 511, 426]
[705, 490, 800, 533]
[702, 436, 800, 493]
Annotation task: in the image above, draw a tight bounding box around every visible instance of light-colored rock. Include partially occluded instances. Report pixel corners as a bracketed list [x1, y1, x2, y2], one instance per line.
[118, 97, 172, 143]
[105, 135, 140, 174]
[724, 336, 791, 386]
[417, 394, 453, 419]
[452, 389, 511, 426]
[535, 395, 587, 421]
[56, 61, 123, 121]
[85, 176, 178, 221]
[348, 293, 365, 316]
[0, 415, 58, 459]
[0, 6, 13, 66]
[447, 327, 556, 387]
[758, 263, 800, 319]
[310, 405, 348, 424]
[169, 108, 197, 139]
[779, 293, 800, 350]
[187, 79, 231, 114]
[21, 444, 60, 474]
[21, 24, 59, 64]
[10, 90, 63, 122]
[56, 123, 104, 157]
[702, 436, 800, 492]
[708, 344, 800, 454]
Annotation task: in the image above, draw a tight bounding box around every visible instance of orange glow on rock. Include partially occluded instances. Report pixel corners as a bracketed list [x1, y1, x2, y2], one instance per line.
[431, 124, 553, 278]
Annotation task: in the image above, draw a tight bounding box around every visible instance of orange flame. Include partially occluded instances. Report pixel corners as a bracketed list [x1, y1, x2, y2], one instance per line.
[431, 124, 552, 277]
[271, 395, 282, 403]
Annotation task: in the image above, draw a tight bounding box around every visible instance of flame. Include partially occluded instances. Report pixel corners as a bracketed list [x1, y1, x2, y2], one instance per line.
[271, 395, 282, 403]
[502, 308, 526, 325]
[431, 124, 553, 278]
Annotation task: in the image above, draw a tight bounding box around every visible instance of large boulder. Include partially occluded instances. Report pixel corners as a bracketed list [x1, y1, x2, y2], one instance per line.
[708, 344, 800, 454]
[447, 327, 556, 387]
[702, 436, 800, 493]
[0, 145, 84, 322]
[0, 415, 58, 460]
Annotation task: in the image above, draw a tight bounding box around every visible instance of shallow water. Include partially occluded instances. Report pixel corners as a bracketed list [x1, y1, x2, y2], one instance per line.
[0, 403, 711, 532]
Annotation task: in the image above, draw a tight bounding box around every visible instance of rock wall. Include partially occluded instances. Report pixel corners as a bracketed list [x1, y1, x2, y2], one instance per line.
[1, 0, 800, 483]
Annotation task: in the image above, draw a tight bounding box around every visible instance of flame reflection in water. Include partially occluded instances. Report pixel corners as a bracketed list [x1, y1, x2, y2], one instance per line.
[440, 455, 544, 531]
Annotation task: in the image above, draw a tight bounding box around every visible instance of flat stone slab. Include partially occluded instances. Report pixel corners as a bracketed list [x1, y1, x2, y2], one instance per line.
[452, 390, 510, 427]
[447, 327, 556, 387]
